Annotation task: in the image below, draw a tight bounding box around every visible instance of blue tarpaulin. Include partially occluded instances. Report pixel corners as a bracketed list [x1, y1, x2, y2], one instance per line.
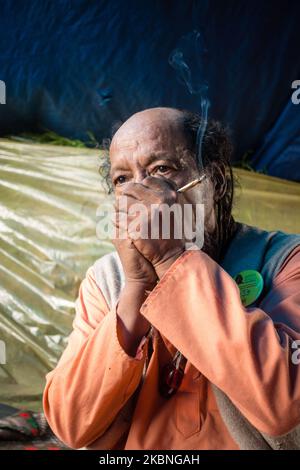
[0, 0, 299, 180]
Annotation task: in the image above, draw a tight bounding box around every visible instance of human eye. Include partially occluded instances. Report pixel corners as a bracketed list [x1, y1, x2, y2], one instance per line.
[113, 175, 127, 186]
[151, 164, 173, 175]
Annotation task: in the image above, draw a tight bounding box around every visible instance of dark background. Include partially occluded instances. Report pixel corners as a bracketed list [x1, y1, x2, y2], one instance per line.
[0, 0, 300, 180]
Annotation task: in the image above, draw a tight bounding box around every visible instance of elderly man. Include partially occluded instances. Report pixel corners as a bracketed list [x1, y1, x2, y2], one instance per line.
[43, 108, 300, 450]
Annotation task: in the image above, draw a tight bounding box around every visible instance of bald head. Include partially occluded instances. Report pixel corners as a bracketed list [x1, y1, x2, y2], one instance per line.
[110, 107, 187, 153]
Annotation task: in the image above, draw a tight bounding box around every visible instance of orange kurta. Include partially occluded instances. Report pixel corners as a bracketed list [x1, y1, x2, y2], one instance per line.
[43, 247, 300, 449]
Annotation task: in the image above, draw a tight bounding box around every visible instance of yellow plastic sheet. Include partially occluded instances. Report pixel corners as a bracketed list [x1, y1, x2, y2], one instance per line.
[0, 139, 299, 410]
[233, 169, 300, 234]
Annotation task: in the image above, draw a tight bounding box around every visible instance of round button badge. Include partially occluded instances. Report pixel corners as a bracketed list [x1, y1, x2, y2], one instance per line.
[234, 270, 264, 307]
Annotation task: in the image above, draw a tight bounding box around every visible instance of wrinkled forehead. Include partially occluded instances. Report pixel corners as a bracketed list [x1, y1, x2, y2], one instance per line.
[110, 113, 188, 157]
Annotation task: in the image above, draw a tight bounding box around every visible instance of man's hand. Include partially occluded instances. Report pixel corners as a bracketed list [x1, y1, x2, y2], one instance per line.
[112, 217, 157, 357]
[118, 176, 186, 279]
[112, 236, 158, 288]
[112, 176, 187, 356]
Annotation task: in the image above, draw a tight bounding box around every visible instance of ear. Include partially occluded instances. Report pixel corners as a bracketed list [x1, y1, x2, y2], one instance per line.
[211, 162, 227, 202]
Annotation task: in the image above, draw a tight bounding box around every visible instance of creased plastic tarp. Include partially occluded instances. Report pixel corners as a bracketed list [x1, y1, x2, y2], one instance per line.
[0, 0, 300, 180]
[0, 140, 299, 411]
[0, 140, 113, 410]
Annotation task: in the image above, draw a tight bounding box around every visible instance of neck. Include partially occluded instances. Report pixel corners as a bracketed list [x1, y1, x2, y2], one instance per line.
[203, 216, 237, 263]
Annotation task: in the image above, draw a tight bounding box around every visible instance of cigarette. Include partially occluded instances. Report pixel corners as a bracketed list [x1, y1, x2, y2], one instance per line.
[177, 175, 206, 193]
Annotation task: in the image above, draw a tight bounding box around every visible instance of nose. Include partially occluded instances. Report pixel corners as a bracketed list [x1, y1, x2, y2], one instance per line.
[133, 168, 149, 183]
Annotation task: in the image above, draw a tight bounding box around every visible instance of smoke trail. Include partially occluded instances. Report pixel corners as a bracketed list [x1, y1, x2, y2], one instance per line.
[169, 30, 210, 171]
[0, 80, 6, 104]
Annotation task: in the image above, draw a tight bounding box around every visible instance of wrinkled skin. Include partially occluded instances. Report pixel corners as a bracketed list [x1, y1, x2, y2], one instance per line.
[110, 107, 217, 284]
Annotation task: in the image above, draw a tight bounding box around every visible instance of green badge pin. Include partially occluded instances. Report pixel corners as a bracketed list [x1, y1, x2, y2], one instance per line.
[234, 270, 264, 307]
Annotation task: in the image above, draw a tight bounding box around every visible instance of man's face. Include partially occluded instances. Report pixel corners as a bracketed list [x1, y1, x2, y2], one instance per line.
[109, 108, 216, 240]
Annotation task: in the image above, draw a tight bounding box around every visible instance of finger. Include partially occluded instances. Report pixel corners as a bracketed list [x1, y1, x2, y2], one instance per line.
[120, 185, 161, 204]
[121, 181, 177, 205]
[112, 222, 130, 242]
[142, 175, 178, 193]
[114, 194, 141, 212]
